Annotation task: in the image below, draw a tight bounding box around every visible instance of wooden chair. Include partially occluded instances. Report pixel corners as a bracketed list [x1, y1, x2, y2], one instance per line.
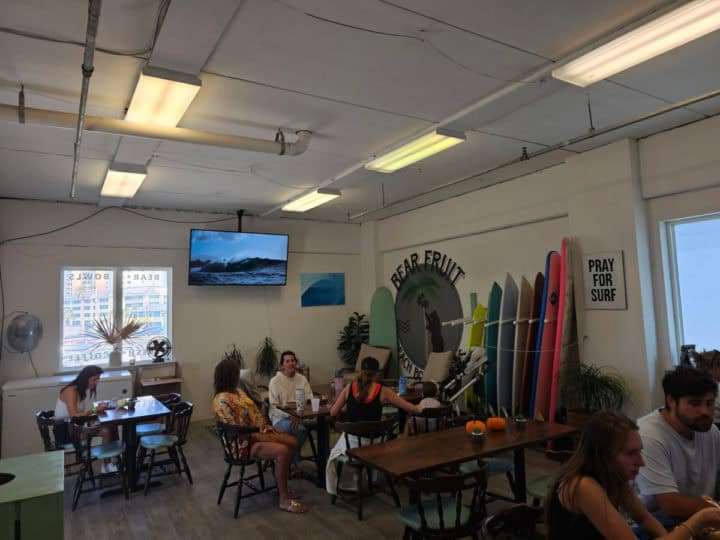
[332, 417, 401, 520]
[399, 463, 489, 540]
[69, 416, 128, 511]
[407, 405, 454, 435]
[35, 410, 80, 476]
[484, 504, 543, 539]
[136, 392, 182, 437]
[137, 401, 193, 495]
[215, 422, 277, 518]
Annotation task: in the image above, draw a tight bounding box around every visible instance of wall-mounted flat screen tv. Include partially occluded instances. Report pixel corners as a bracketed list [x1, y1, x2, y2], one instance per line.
[188, 229, 289, 286]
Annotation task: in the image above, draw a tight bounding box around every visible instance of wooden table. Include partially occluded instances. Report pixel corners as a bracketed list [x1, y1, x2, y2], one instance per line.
[96, 395, 171, 491]
[279, 403, 332, 488]
[349, 421, 577, 502]
[0, 451, 64, 540]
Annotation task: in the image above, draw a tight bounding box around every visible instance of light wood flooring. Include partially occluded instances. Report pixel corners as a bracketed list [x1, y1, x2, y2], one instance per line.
[63, 422, 561, 540]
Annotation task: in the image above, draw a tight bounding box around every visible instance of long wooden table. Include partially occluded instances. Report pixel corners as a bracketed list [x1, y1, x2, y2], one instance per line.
[349, 421, 577, 502]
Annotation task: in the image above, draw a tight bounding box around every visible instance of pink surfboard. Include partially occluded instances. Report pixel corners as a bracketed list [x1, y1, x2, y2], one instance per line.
[548, 240, 568, 424]
[533, 251, 561, 422]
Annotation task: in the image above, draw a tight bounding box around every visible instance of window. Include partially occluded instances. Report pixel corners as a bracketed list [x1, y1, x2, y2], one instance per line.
[61, 267, 171, 370]
[667, 215, 720, 352]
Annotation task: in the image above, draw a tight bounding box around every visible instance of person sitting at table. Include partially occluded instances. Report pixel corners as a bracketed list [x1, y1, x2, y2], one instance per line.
[636, 365, 720, 528]
[212, 357, 308, 514]
[545, 410, 720, 539]
[325, 356, 422, 494]
[404, 381, 443, 437]
[55, 365, 116, 473]
[268, 350, 315, 464]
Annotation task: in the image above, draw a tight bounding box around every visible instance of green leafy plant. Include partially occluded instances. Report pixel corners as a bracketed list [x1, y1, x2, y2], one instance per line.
[337, 312, 369, 367]
[560, 362, 628, 412]
[223, 343, 244, 369]
[255, 337, 278, 377]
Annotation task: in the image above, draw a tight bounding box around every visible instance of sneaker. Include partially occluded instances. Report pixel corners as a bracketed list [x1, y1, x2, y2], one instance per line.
[101, 462, 118, 474]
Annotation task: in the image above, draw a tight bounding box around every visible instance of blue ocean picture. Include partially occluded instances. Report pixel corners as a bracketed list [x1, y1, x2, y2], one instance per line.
[301, 273, 345, 307]
[189, 230, 288, 286]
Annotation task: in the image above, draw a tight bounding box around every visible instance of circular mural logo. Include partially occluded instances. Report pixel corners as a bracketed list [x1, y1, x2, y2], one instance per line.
[391, 252, 465, 376]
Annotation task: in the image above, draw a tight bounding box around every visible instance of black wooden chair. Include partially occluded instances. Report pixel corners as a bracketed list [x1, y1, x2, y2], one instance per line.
[36, 410, 81, 476]
[399, 463, 489, 540]
[69, 416, 128, 511]
[407, 405, 454, 435]
[332, 417, 401, 520]
[136, 392, 182, 437]
[484, 504, 543, 539]
[137, 401, 193, 494]
[216, 422, 278, 518]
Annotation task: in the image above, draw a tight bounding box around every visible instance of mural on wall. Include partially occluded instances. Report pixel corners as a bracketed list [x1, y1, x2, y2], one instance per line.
[390, 250, 466, 377]
[300, 273, 345, 307]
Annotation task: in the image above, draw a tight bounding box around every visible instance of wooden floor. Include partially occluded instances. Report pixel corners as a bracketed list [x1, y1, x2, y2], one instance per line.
[63, 422, 561, 539]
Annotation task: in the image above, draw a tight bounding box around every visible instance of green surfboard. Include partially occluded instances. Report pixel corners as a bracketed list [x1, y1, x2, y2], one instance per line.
[370, 287, 399, 378]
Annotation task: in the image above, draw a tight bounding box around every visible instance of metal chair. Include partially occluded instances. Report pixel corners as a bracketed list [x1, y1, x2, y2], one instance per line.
[332, 417, 401, 520]
[399, 463, 489, 540]
[137, 401, 193, 495]
[215, 422, 277, 518]
[69, 416, 128, 511]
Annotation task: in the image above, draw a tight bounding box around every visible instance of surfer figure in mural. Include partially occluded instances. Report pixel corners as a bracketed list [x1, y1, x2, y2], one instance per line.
[419, 293, 445, 353]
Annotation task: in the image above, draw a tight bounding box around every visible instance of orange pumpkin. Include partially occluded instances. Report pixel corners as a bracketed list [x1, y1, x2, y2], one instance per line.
[486, 417, 507, 431]
[465, 420, 486, 434]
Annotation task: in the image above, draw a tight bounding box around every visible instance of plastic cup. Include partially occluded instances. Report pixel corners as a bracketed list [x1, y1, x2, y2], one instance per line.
[311, 398, 320, 412]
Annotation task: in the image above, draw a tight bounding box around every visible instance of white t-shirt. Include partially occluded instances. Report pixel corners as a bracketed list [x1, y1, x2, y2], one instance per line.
[268, 371, 313, 425]
[636, 409, 720, 510]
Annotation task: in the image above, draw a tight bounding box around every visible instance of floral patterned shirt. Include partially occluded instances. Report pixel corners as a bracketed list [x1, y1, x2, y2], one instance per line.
[213, 390, 267, 430]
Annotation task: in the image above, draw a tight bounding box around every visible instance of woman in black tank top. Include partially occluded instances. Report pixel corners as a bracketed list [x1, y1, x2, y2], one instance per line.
[544, 411, 720, 539]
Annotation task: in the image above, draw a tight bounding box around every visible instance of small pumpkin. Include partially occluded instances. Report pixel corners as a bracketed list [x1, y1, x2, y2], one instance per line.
[486, 417, 507, 431]
[465, 420, 486, 434]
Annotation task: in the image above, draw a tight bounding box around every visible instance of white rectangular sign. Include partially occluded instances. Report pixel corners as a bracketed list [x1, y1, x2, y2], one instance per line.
[583, 251, 627, 310]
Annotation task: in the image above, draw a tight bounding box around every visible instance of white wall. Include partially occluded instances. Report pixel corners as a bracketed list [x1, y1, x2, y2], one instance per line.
[0, 200, 361, 420]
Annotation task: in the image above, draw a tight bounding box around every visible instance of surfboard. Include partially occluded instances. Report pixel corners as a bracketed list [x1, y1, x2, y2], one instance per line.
[513, 276, 532, 416]
[497, 274, 518, 415]
[467, 303, 487, 349]
[532, 251, 561, 421]
[520, 272, 544, 417]
[484, 282, 502, 414]
[369, 286, 399, 378]
[548, 240, 569, 424]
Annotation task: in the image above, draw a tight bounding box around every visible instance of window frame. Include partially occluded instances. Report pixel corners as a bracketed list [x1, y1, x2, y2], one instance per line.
[59, 266, 172, 372]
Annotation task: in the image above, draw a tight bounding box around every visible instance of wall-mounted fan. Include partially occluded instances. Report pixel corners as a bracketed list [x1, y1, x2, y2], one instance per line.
[3, 311, 43, 377]
[146, 336, 172, 363]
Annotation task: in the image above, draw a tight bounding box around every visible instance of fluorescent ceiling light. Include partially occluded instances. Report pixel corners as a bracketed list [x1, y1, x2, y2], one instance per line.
[282, 188, 341, 212]
[125, 66, 201, 126]
[552, 0, 720, 87]
[101, 163, 147, 198]
[365, 128, 466, 173]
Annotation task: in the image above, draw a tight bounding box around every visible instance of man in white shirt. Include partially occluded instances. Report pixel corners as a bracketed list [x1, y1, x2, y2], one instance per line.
[268, 350, 314, 462]
[636, 365, 720, 529]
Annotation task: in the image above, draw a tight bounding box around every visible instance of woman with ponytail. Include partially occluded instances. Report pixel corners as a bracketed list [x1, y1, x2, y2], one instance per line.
[326, 356, 421, 493]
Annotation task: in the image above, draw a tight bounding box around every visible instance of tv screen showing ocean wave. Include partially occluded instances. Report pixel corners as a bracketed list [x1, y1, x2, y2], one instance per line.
[188, 230, 289, 286]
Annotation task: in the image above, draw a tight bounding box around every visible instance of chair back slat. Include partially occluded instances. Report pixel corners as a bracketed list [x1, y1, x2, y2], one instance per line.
[335, 417, 397, 460]
[409, 404, 453, 435]
[216, 422, 259, 464]
[172, 402, 193, 444]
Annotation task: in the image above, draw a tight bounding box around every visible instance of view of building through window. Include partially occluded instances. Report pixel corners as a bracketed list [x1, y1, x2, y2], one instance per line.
[61, 268, 171, 369]
[671, 215, 720, 352]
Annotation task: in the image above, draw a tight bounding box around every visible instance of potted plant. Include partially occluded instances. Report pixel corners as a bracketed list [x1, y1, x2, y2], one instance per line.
[86, 316, 143, 367]
[559, 362, 628, 428]
[337, 312, 369, 367]
[255, 337, 278, 385]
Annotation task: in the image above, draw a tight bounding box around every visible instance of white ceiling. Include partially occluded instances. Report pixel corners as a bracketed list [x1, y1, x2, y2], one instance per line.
[0, 0, 719, 222]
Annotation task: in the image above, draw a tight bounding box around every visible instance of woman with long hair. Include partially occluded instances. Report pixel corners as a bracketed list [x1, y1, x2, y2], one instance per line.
[55, 365, 115, 471]
[326, 356, 422, 493]
[212, 357, 308, 514]
[545, 410, 720, 539]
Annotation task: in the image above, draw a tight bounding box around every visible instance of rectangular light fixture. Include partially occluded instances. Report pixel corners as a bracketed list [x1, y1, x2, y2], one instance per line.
[101, 163, 147, 198]
[552, 0, 720, 87]
[365, 128, 466, 173]
[282, 188, 341, 212]
[125, 66, 201, 126]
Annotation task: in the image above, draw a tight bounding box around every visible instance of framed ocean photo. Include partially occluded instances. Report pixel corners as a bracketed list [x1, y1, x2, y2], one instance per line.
[300, 273, 345, 307]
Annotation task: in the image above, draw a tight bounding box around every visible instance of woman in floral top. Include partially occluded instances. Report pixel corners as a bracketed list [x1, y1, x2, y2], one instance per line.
[213, 358, 308, 513]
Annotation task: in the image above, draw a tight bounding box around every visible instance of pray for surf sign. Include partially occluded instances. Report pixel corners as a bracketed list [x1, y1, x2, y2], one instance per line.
[582, 251, 627, 310]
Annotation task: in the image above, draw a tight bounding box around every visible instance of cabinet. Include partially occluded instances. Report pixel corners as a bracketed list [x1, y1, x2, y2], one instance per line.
[132, 362, 182, 397]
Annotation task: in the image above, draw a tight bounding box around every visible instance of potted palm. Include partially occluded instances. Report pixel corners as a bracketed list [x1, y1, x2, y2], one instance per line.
[87, 316, 143, 367]
[255, 337, 278, 386]
[337, 312, 369, 367]
[560, 362, 628, 428]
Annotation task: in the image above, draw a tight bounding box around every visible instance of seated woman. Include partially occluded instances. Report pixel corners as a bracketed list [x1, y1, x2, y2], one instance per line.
[545, 410, 720, 539]
[55, 365, 115, 473]
[326, 356, 422, 494]
[212, 358, 308, 514]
